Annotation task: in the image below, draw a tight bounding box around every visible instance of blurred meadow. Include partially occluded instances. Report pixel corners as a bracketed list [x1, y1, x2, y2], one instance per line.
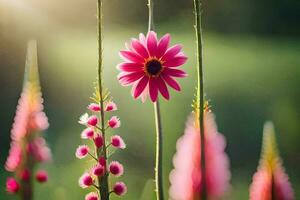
[0, 0, 299, 199]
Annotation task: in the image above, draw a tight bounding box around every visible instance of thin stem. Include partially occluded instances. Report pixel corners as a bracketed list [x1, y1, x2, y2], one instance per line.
[97, 0, 110, 199]
[193, 0, 206, 199]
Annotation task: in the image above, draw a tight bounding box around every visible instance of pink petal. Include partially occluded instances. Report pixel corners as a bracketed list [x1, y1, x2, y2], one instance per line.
[161, 74, 181, 91]
[157, 77, 170, 100]
[149, 78, 159, 102]
[133, 76, 149, 98]
[118, 72, 144, 86]
[156, 34, 170, 58]
[161, 45, 182, 62]
[117, 62, 144, 72]
[164, 56, 188, 68]
[146, 31, 158, 57]
[139, 33, 146, 45]
[131, 39, 149, 58]
[163, 68, 187, 78]
[119, 50, 145, 63]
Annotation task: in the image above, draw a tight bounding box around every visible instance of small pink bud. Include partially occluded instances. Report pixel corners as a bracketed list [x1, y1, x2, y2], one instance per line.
[81, 128, 94, 139]
[79, 172, 93, 188]
[109, 161, 124, 177]
[75, 145, 90, 159]
[111, 135, 126, 149]
[20, 169, 30, 182]
[88, 103, 101, 112]
[94, 134, 103, 148]
[88, 115, 98, 126]
[99, 157, 106, 166]
[35, 170, 48, 183]
[92, 164, 105, 177]
[105, 101, 117, 112]
[6, 177, 19, 194]
[108, 116, 121, 129]
[85, 192, 99, 200]
[113, 182, 127, 196]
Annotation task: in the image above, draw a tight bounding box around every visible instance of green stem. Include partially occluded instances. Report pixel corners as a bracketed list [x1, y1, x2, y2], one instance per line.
[97, 0, 109, 199]
[193, 0, 206, 199]
[147, 0, 164, 199]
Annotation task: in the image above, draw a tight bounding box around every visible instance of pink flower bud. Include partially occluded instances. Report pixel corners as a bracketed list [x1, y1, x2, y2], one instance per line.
[109, 161, 124, 177]
[79, 173, 93, 188]
[75, 145, 90, 159]
[113, 182, 127, 196]
[35, 170, 48, 183]
[20, 169, 30, 182]
[111, 135, 126, 149]
[94, 134, 103, 148]
[108, 116, 120, 129]
[88, 103, 101, 112]
[81, 128, 94, 139]
[92, 164, 105, 177]
[85, 192, 99, 200]
[88, 115, 98, 127]
[98, 157, 106, 166]
[105, 101, 117, 112]
[6, 177, 19, 194]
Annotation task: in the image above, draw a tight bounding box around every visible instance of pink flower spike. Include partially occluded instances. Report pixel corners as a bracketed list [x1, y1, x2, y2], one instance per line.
[117, 31, 187, 102]
[92, 164, 105, 177]
[113, 182, 127, 196]
[85, 192, 99, 200]
[81, 128, 94, 139]
[111, 135, 126, 149]
[108, 116, 121, 129]
[88, 103, 101, 112]
[75, 145, 90, 159]
[109, 161, 124, 177]
[79, 172, 93, 188]
[20, 169, 30, 182]
[88, 115, 98, 127]
[6, 177, 19, 194]
[94, 134, 104, 148]
[105, 101, 117, 112]
[35, 170, 48, 183]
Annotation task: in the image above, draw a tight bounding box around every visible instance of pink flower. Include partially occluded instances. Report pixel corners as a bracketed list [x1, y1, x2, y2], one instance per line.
[169, 112, 231, 200]
[111, 135, 126, 149]
[6, 177, 19, 194]
[20, 169, 30, 182]
[113, 182, 127, 196]
[88, 103, 101, 112]
[98, 156, 106, 167]
[108, 116, 121, 129]
[105, 101, 117, 111]
[249, 122, 294, 200]
[76, 145, 90, 159]
[94, 134, 103, 148]
[81, 128, 95, 139]
[109, 161, 124, 177]
[85, 192, 99, 200]
[117, 31, 187, 102]
[79, 114, 98, 126]
[35, 170, 48, 183]
[5, 143, 22, 172]
[27, 137, 52, 162]
[92, 164, 105, 177]
[79, 172, 94, 188]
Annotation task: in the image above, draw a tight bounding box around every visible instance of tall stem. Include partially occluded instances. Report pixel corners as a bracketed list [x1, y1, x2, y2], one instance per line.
[147, 0, 164, 199]
[97, 0, 110, 199]
[193, 0, 206, 199]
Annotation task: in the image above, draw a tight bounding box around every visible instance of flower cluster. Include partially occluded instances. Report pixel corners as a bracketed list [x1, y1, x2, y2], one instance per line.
[76, 95, 127, 199]
[5, 41, 51, 195]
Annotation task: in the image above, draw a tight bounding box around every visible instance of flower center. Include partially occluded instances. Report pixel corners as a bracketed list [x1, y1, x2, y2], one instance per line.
[145, 59, 163, 76]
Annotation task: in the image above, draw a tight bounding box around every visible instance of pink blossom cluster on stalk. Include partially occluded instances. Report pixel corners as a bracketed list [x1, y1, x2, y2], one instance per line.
[249, 122, 294, 200]
[169, 108, 231, 200]
[76, 99, 127, 199]
[5, 41, 51, 195]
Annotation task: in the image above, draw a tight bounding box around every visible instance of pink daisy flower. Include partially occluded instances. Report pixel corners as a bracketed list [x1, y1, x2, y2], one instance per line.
[6, 177, 19, 194]
[117, 31, 187, 102]
[85, 192, 99, 200]
[108, 116, 121, 129]
[75, 145, 90, 159]
[111, 135, 126, 149]
[81, 128, 95, 139]
[35, 170, 48, 183]
[79, 172, 94, 188]
[113, 182, 127, 196]
[109, 161, 124, 177]
[105, 101, 117, 111]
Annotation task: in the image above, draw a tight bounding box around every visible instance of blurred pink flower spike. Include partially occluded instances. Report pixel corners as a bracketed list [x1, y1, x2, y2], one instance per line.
[4, 40, 51, 196]
[169, 110, 231, 200]
[249, 122, 294, 200]
[117, 31, 188, 102]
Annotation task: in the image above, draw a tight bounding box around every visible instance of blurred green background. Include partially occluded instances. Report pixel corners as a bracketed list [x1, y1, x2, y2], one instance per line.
[0, 0, 299, 199]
